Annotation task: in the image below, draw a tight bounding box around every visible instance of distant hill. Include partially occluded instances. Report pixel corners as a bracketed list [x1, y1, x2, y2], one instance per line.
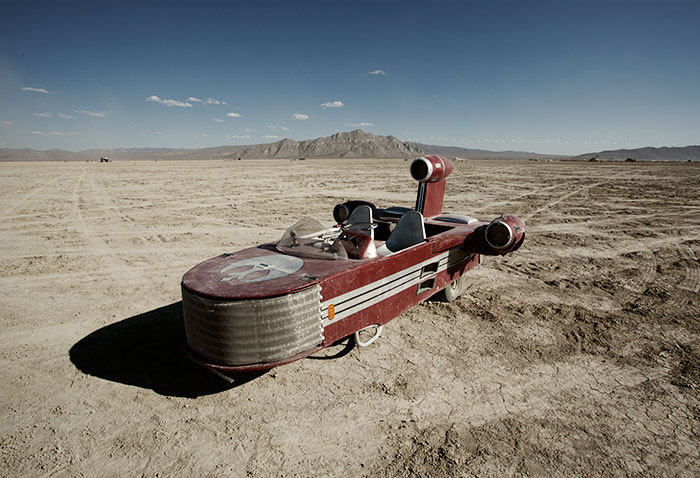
[2, 132, 697, 162]
[232, 129, 421, 159]
[0, 145, 254, 162]
[571, 145, 700, 162]
[409, 143, 565, 160]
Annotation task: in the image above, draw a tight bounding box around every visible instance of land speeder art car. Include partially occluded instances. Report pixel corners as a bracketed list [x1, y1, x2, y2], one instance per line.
[181, 155, 525, 375]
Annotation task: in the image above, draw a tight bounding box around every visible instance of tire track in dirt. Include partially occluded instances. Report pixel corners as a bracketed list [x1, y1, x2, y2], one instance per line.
[679, 244, 700, 294]
[618, 237, 658, 295]
[485, 183, 563, 212]
[523, 180, 605, 222]
[609, 234, 700, 299]
[67, 165, 156, 296]
[0, 165, 76, 219]
[512, 171, 665, 295]
[522, 171, 640, 222]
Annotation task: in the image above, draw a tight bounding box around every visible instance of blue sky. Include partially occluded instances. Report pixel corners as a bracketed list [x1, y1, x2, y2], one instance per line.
[1, 0, 698, 154]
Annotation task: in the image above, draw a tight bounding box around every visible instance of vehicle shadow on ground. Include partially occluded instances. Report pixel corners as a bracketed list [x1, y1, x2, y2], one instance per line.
[307, 336, 355, 360]
[69, 301, 264, 398]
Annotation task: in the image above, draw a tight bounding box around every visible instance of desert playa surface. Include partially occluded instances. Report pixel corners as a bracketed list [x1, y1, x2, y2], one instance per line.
[0, 158, 698, 475]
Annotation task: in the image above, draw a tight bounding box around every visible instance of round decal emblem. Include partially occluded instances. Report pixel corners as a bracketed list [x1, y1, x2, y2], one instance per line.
[219, 255, 304, 283]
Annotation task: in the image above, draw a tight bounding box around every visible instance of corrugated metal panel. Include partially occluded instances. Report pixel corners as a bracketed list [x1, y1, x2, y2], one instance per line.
[182, 285, 323, 366]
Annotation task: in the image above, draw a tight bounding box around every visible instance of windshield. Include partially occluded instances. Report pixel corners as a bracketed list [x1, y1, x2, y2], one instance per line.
[276, 217, 347, 260]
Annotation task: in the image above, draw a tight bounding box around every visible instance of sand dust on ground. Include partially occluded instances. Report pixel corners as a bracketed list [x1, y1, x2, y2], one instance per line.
[0, 159, 698, 476]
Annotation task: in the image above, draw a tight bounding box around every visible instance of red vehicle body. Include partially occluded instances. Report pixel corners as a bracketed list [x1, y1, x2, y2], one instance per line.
[181, 156, 525, 375]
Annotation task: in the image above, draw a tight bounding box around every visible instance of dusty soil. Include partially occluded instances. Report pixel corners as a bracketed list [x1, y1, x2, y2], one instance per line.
[0, 158, 698, 476]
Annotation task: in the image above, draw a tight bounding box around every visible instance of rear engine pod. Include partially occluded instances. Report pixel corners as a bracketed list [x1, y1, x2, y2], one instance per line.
[183, 285, 323, 368]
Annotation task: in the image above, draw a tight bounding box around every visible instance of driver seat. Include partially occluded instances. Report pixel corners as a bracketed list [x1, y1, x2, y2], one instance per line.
[345, 205, 375, 240]
[377, 210, 426, 256]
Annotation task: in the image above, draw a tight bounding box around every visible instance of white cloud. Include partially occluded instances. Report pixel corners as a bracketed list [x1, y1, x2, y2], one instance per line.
[245, 128, 256, 133]
[204, 97, 228, 105]
[0, 121, 14, 126]
[163, 99, 192, 108]
[349, 122, 374, 127]
[280, 126, 291, 131]
[34, 111, 76, 120]
[369, 69, 386, 76]
[156, 131, 165, 135]
[75, 110, 106, 118]
[227, 112, 243, 118]
[30, 130, 82, 136]
[187, 97, 203, 102]
[263, 135, 281, 139]
[200, 133, 209, 136]
[227, 134, 251, 139]
[321, 100, 344, 108]
[21, 86, 51, 94]
[292, 113, 310, 120]
[213, 118, 225, 123]
[145, 95, 193, 108]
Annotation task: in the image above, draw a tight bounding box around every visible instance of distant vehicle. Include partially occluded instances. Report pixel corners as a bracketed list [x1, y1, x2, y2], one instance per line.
[99, 157, 110, 162]
[181, 156, 525, 377]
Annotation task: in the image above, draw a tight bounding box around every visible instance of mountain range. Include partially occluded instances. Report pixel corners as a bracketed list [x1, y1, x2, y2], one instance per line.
[232, 130, 421, 159]
[571, 146, 700, 162]
[408, 143, 565, 160]
[0, 130, 697, 162]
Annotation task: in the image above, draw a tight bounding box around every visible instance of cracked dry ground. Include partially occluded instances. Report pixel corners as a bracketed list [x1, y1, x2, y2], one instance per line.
[0, 159, 698, 476]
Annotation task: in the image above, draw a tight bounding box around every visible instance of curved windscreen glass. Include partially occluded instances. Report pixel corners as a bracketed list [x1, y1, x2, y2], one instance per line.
[276, 217, 347, 260]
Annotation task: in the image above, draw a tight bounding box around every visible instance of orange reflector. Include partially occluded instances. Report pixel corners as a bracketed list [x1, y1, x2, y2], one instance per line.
[328, 304, 335, 321]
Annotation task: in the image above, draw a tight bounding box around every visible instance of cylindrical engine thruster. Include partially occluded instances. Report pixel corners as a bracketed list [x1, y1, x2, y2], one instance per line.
[410, 155, 454, 183]
[485, 215, 526, 250]
[411, 155, 454, 217]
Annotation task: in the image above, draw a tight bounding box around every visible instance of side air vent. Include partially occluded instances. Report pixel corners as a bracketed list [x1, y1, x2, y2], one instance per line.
[417, 277, 436, 294]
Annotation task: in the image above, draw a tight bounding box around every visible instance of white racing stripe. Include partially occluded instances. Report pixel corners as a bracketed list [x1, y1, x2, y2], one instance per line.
[321, 250, 471, 327]
[321, 252, 449, 310]
[327, 256, 449, 317]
